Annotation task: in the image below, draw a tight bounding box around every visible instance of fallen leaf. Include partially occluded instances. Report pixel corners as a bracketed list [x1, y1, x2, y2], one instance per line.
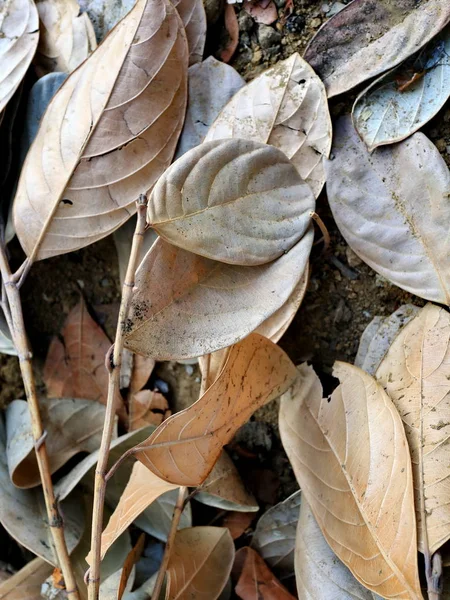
[0, 558, 53, 600]
[376, 304, 450, 555]
[251, 491, 300, 580]
[198, 348, 231, 394]
[174, 56, 245, 160]
[279, 363, 421, 599]
[223, 512, 254, 540]
[118, 534, 145, 600]
[304, 0, 450, 97]
[124, 232, 313, 360]
[132, 333, 297, 486]
[148, 138, 314, 266]
[129, 390, 171, 430]
[13, 0, 188, 261]
[6, 397, 109, 488]
[129, 353, 155, 394]
[235, 547, 295, 600]
[355, 304, 420, 376]
[0, 0, 39, 113]
[295, 499, 381, 599]
[113, 217, 158, 287]
[220, 4, 239, 63]
[352, 29, 450, 151]
[43, 297, 125, 416]
[172, 0, 206, 65]
[0, 312, 16, 356]
[205, 53, 332, 197]
[326, 117, 450, 303]
[243, 0, 278, 25]
[166, 527, 234, 600]
[35, 0, 97, 76]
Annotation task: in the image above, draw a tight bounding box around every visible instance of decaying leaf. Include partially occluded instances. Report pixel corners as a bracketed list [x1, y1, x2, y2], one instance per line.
[0, 0, 39, 113]
[279, 363, 421, 598]
[148, 138, 314, 266]
[172, 0, 206, 65]
[220, 4, 239, 63]
[132, 333, 297, 486]
[35, 0, 97, 76]
[376, 304, 450, 555]
[326, 117, 450, 303]
[295, 499, 381, 599]
[304, 0, 450, 97]
[124, 232, 313, 360]
[251, 490, 300, 580]
[117, 534, 145, 600]
[352, 28, 450, 151]
[128, 390, 171, 430]
[174, 56, 245, 160]
[166, 527, 234, 600]
[235, 547, 295, 600]
[223, 512, 254, 540]
[0, 558, 53, 600]
[205, 54, 332, 197]
[13, 0, 188, 261]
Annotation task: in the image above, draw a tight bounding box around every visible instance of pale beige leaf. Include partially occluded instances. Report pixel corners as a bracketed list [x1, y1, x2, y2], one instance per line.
[0, 0, 39, 113]
[13, 0, 188, 260]
[166, 527, 234, 600]
[124, 233, 313, 360]
[148, 138, 314, 266]
[35, 0, 97, 76]
[0, 558, 53, 600]
[376, 304, 450, 555]
[205, 54, 332, 197]
[172, 0, 206, 65]
[129, 390, 171, 430]
[279, 363, 421, 599]
[132, 333, 297, 486]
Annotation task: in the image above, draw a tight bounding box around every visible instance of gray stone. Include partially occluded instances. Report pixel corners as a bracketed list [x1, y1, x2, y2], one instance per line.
[238, 11, 253, 32]
[257, 24, 281, 49]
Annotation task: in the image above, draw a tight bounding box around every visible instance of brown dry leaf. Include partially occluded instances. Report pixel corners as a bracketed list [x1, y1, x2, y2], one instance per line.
[43, 297, 125, 416]
[13, 0, 188, 261]
[123, 232, 313, 360]
[304, 0, 450, 98]
[198, 348, 230, 394]
[243, 0, 278, 25]
[235, 547, 295, 600]
[132, 333, 297, 486]
[129, 353, 155, 394]
[172, 0, 206, 65]
[220, 4, 239, 63]
[128, 389, 171, 430]
[376, 304, 450, 555]
[279, 362, 422, 599]
[166, 527, 234, 599]
[35, 0, 96, 76]
[0, 558, 53, 600]
[223, 512, 254, 540]
[205, 54, 332, 197]
[118, 533, 145, 600]
[148, 138, 314, 266]
[0, 0, 39, 113]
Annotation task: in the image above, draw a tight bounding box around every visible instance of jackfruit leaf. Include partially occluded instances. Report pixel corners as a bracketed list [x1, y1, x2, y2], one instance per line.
[234, 547, 295, 600]
[0, 558, 53, 600]
[172, 0, 206, 65]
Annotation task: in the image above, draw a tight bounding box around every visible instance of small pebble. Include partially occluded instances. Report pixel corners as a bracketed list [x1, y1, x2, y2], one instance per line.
[185, 364, 194, 376]
[238, 11, 253, 32]
[285, 14, 305, 33]
[257, 23, 282, 49]
[252, 48, 263, 63]
[346, 247, 362, 268]
[436, 138, 446, 152]
[310, 17, 321, 28]
[328, 1, 346, 15]
[154, 378, 169, 394]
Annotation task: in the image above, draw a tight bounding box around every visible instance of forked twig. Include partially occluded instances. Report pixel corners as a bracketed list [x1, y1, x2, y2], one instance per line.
[88, 195, 148, 600]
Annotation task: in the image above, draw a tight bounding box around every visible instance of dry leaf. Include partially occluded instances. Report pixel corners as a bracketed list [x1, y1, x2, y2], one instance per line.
[166, 527, 234, 600]
[148, 138, 314, 266]
[235, 547, 295, 600]
[223, 512, 254, 540]
[118, 534, 145, 600]
[304, 0, 450, 98]
[35, 0, 97, 76]
[0, 558, 53, 600]
[44, 297, 125, 416]
[205, 54, 332, 197]
[113, 216, 158, 287]
[13, 0, 188, 261]
[279, 363, 421, 599]
[220, 4, 239, 63]
[128, 390, 171, 430]
[172, 0, 206, 65]
[132, 333, 297, 486]
[243, 0, 278, 25]
[376, 304, 450, 555]
[198, 348, 231, 394]
[0, 0, 39, 113]
[123, 232, 313, 360]
[326, 117, 450, 304]
[0, 312, 16, 357]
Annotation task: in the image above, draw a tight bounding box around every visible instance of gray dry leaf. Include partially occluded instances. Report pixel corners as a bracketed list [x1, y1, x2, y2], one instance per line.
[304, 0, 450, 98]
[35, 0, 97, 76]
[0, 0, 39, 113]
[376, 304, 450, 555]
[13, 0, 188, 261]
[279, 363, 421, 599]
[0, 558, 53, 600]
[205, 53, 332, 198]
[124, 232, 313, 360]
[174, 56, 245, 160]
[113, 215, 158, 287]
[148, 138, 314, 266]
[353, 27, 450, 151]
[355, 304, 420, 376]
[326, 117, 450, 304]
[251, 490, 300, 580]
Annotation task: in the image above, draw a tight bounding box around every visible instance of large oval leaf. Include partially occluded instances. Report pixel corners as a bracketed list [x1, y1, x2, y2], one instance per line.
[279, 363, 421, 599]
[13, 0, 188, 261]
[123, 233, 313, 360]
[304, 0, 450, 98]
[326, 117, 450, 303]
[205, 54, 332, 198]
[148, 138, 314, 266]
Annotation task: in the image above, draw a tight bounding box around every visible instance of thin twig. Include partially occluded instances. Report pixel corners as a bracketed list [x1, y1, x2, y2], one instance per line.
[151, 486, 188, 600]
[310, 211, 330, 254]
[0, 246, 79, 600]
[88, 195, 148, 600]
